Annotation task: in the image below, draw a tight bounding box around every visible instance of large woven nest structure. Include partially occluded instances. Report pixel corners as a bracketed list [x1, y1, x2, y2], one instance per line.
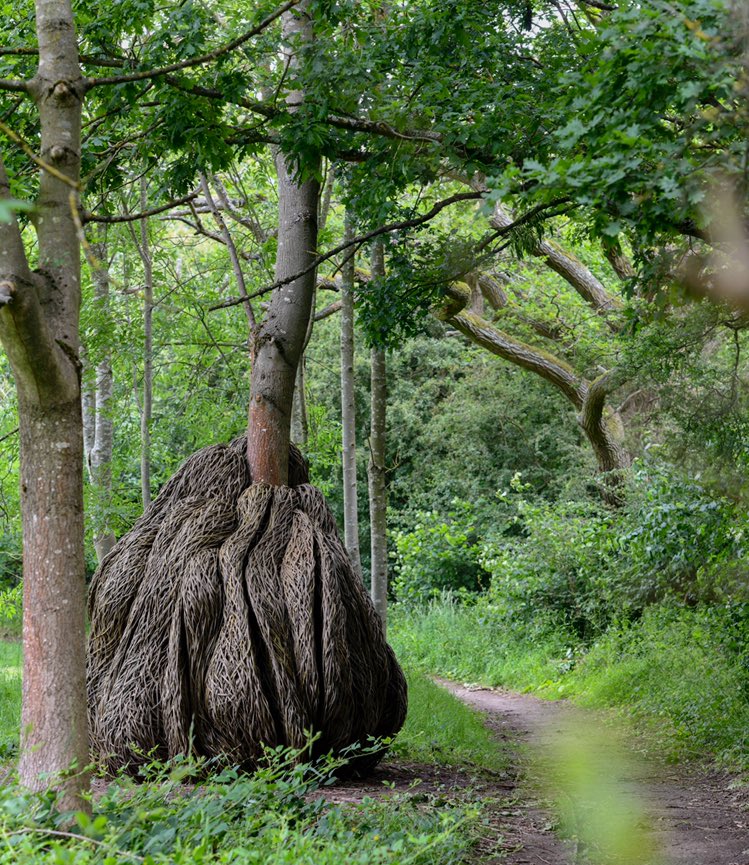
[87, 437, 407, 775]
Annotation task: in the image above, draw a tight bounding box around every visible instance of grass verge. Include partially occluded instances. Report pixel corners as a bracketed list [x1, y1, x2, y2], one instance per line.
[395, 667, 508, 772]
[0, 640, 21, 758]
[391, 598, 749, 767]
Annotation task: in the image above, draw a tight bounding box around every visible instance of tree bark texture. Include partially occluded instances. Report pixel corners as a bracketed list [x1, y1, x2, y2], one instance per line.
[246, 3, 320, 485]
[0, 0, 90, 807]
[340, 214, 362, 578]
[290, 359, 309, 446]
[90, 239, 115, 562]
[489, 202, 621, 316]
[138, 179, 153, 508]
[368, 242, 388, 628]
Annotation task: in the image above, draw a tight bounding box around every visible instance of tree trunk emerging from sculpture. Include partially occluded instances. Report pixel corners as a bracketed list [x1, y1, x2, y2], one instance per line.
[87, 3, 407, 775]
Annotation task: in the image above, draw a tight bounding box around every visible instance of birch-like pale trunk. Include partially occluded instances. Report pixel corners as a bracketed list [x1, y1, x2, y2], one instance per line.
[290, 360, 309, 446]
[340, 213, 362, 577]
[368, 242, 388, 628]
[138, 179, 153, 507]
[90, 237, 115, 562]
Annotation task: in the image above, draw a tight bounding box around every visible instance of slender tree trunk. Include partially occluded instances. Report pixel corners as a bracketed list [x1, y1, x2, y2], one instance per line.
[90, 238, 115, 561]
[246, 2, 319, 484]
[291, 360, 309, 446]
[138, 180, 153, 507]
[318, 162, 336, 233]
[340, 214, 362, 577]
[368, 242, 388, 629]
[81, 349, 95, 472]
[0, 0, 90, 808]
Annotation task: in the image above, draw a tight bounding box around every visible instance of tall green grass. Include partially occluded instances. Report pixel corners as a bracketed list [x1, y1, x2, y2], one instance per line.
[0, 640, 21, 756]
[391, 598, 749, 767]
[395, 668, 507, 772]
[390, 600, 572, 691]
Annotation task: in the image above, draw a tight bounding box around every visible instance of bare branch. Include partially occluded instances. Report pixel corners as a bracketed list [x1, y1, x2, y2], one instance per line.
[0, 79, 29, 93]
[0, 118, 79, 188]
[0, 46, 125, 68]
[0, 47, 38, 56]
[87, 0, 300, 89]
[314, 300, 342, 321]
[84, 192, 198, 224]
[162, 76, 445, 146]
[489, 201, 621, 317]
[210, 191, 483, 311]
[0, 425, 18, 444]
[199, 174, 255, 328]
[434, 281, 585, 408]
[578, 0, 616, 10]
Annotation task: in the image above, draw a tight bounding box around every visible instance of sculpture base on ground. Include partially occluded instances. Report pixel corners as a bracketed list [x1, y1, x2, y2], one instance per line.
[87, 438, 407, 776]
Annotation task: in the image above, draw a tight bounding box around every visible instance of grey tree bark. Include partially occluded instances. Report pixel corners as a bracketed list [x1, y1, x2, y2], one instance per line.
[137, 179, 153, 507]
[0, 0, 89, 809]
[340, 213, 362, 578]
[368, 242, 388, 627]
[89, 237, 116, 562]
[246, 2, 320, 484]
[290, 360, 309, 446]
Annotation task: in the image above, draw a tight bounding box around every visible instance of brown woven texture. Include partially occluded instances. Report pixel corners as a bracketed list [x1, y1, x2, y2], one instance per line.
[87, 437, 407, 775]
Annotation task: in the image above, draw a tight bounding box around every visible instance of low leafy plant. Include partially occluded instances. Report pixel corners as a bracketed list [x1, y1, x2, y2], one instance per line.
[0, 743, 481, 864]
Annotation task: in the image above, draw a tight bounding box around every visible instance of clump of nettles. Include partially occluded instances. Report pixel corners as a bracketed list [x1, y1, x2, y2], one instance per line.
[87, 437, 406, 775]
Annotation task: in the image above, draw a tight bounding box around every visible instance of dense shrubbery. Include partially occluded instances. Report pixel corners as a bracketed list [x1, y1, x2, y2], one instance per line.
[395, 460, 748, 640]
[391, 457, 749, 765]
[391, 501, 491, 603]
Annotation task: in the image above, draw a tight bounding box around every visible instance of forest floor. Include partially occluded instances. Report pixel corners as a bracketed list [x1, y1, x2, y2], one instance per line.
[319, 680, 749, 865]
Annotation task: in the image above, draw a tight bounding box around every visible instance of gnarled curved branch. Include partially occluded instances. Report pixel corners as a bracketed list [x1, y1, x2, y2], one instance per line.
[434, 282, 585, 408]
[434, 280, 629, 505]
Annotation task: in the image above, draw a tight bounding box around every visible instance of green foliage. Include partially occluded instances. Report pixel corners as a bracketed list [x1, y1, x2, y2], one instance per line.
[0, 585, 21, 628]
[303, 403, 343, 498]
[568, 605, 749, 764]
[0, 749, 479, 864]
[384, 336, 588, 515]
[497, 0, 745, 298]
[613, 462, 745, 609]
[469, 461, 748, 640]
[391, 501, 490, 604]
[481, 491, 614, 639]
[0, 640, 21, 757]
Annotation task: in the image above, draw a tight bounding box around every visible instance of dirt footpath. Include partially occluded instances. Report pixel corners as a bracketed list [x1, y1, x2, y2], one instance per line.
[440, 679, 749, 865]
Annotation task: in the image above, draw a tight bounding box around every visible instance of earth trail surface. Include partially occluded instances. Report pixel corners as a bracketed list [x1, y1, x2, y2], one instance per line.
[439, 679, 749, 865]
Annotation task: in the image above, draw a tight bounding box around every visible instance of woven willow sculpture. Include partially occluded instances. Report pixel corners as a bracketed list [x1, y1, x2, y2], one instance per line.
[87, 437, 407, 774]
